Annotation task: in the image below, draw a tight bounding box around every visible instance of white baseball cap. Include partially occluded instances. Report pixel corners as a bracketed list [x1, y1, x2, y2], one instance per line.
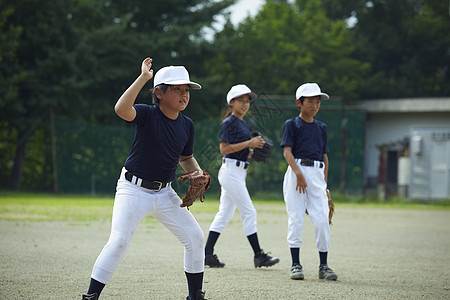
[226, 84, 257, 104]
[295, 83, 329, 100]
[153, 66, 201, 89]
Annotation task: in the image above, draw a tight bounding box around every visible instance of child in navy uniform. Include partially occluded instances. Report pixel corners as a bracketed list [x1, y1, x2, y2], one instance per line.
[281, 83, 338, 281]
[82, 58, 208, 300]
[204, 84, 280, 269]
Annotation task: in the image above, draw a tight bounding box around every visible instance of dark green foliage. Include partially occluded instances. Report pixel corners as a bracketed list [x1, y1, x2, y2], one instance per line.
[347, 0, 450, 98]
[0, 0, 447, 193]
[0, 0, 235, 190]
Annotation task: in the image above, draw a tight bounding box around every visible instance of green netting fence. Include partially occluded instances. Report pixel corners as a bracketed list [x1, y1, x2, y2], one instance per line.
[54, 98, 365, 196]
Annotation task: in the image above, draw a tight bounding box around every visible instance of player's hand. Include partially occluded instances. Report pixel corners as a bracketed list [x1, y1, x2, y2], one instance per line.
[141, 57, 153, 79]
[248, 148, 254, 159]
[295, 172, 307, 193]
[249, 136, 265, 149]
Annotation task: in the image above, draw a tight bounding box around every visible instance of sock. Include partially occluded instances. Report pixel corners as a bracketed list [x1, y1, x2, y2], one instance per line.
[319, 251, 328, 266]
[185, 271, 203, 300]
[290, 247, 300, 266]
[87, 278, 105, 296]
[246, 232, 261, 256]
[205, 231, 220, 256]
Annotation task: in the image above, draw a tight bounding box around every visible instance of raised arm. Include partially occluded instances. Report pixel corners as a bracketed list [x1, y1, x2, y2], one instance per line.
[114, 57, 153, 122]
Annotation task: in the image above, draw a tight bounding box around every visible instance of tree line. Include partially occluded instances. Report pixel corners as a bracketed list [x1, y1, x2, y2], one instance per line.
[0, 0, 448, 190]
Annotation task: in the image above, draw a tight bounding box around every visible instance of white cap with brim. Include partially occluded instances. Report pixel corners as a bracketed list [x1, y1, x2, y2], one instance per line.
[226, 84, 257, 104]
[295, 83, 329, 100]
[153, 66, 201, 89]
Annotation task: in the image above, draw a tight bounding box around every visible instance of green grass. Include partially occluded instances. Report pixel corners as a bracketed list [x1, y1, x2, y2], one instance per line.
[250, 191, 450, 209]
[0, 192, 115, 222]
[0, 191, 449, 222]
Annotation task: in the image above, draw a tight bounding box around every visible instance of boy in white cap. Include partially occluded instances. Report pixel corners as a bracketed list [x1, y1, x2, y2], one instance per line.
[204, 84, 280, 269]
[281, 83, 338, 281]
[82, 58, 208, 300]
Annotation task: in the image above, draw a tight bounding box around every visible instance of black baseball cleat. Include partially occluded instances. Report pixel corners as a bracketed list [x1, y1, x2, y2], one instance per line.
[82, 293, 98, 300]
[254, 250, 280, 268]
[186, 289, 207, 300]
[205, 254, 225, 268]
[290, 264, 304, 280]
[196, 290, 207, 300]
[319, 264, 338, 280]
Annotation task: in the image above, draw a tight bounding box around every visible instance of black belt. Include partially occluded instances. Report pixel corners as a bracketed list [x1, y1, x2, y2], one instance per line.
[223, 158, 249, 169]
[300, 158, 324, 168]
[125, 172, 168, 191]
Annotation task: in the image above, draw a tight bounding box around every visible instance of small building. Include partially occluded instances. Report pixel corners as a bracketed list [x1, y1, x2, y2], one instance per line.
[360, 98, 450, 201]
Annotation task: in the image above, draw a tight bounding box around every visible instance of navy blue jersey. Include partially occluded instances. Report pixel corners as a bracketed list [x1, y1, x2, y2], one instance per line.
[280, 117, 328, 161]
[124, 104, 194, 182]
[220, 114, 251, 161]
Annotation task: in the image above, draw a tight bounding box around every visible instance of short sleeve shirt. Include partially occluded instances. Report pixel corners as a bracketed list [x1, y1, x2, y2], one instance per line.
[220, 114, 251, 161]
[280, 117, 328, 161]
[124, 104, 194, 182]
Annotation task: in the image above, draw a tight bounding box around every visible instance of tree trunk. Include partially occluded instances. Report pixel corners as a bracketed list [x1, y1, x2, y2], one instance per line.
[49, 107, 59, 192]
[8, 143, 26, 190]
[8, 133, 28, 190]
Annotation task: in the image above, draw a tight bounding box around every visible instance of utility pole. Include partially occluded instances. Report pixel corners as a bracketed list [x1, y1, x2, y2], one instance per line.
[49, 106, 58, 193]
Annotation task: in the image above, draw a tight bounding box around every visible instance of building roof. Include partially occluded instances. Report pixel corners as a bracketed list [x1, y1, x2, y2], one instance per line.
[359, 98, 450, 113]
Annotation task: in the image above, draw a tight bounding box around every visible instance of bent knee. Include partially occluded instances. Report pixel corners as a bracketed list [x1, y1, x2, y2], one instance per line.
[184, 227, 204, 251]
[241, 209, 257, 221]
[192, 227, 205, 246]
[107, 233, 132, 251]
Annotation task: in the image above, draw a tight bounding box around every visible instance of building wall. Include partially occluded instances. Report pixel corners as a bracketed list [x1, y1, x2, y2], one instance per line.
[409, 127, 450, 200]
[364, 112, 450, 188]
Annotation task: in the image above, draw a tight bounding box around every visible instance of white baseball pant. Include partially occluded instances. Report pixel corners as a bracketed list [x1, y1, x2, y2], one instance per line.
[283, 159, 330, 252]
[209, 158, 257, 236]
[91, 168, 205, 284]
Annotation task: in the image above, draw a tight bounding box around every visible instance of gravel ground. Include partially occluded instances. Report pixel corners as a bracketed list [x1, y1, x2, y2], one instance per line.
[1, 204, 449, 299]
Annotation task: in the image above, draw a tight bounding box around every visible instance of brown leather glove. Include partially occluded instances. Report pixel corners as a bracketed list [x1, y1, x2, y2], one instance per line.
[327, 188, 334, 225]
[305, 188, 334, 225]
[177, 170, 210, 208]
[251, 132, 273, 163]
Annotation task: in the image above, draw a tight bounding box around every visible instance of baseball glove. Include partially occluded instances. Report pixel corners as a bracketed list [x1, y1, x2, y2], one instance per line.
[327, 188, 334, 225]
[251, 132, 273, 163]
[177, 170, 211, 208]
[305, 188, 334, 225]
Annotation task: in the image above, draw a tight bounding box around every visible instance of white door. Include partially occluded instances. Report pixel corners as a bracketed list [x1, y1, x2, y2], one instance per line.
[430, 139, 450, 199]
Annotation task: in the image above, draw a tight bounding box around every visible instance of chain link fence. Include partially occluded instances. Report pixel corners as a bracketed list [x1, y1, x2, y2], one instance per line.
[53, 98, 365, 196]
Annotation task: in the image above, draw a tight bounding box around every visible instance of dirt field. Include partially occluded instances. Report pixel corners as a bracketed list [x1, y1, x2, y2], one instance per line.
[1, 203, 449, 299]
